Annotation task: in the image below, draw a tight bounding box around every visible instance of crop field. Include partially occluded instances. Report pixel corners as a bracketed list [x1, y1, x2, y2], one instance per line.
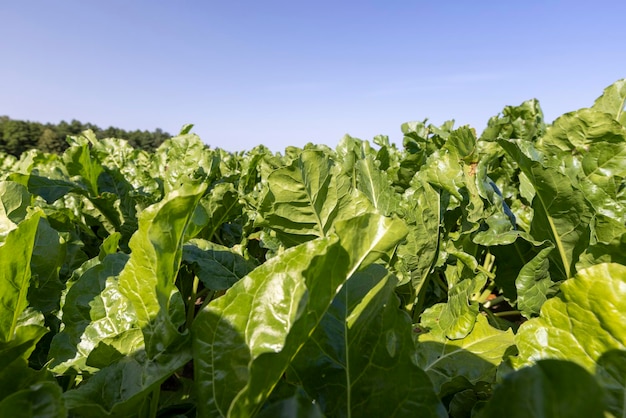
[0, 80, 625, 417]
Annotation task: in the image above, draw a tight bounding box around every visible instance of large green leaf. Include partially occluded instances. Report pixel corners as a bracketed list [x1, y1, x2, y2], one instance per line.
[48, 253, 136, 374]
[0, 382, 67, 418]
[596, 349, 626, 418]
[196, 182, 243, 241]
[479, 360, 605, 418]
[0, 181, 31, 240]
[415, 311, 514, 397]
[256, 389, 324, 418]
[499, 139, 593, 279]
[480, 99, 546, 142]
[0, 312, 49, 398]
[28, 218, 65, 314]
[63, 138, 104, 196]
[539, 108, 626, 156]
[591, 78, 626, 126]
[579, 141, 626, 221]
[513, 263, 626, 417]
[475, 231, 555, 318]
[63, 347, 190, 417]
[354, 154, 402, 216]
[256, 150, 371, 246]
[118, 183, 206, 358]
[289, 265, 445, 418]
[192, 213, 409, 417]
[0, 210, 41, 342]
[183, 239, 256, 291]
[396, 179, 440, 297]
[151, 134, 219, 194]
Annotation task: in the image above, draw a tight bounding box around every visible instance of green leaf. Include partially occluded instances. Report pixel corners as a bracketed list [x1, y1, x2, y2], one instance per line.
[179, 123, 194, 135]
[577, 235, 626, 270]
[435, 279, 480, 340]
[480, 98, 546, 142]
[12, 173, 83, 204]
[48, 253, 136, 374]
[445, 126, 477, 163]
[419, 150, 464, 201]
[479, 360, 605, 418]
[197, 182, 242, 241]
[591, 78, 626, 126]
[476, 231, 555, 318]
[0, 210, 41, 342]
[354, 154, 401, 216]
[183, 239, 256, 291]
[0, 181, 30, 226]
[514, 263, 626, 367]
[289, 265, 445, 418]
[256, 150, 371, 246]
[395, 180, 440, 306]
[63, 347, 190, 417]
[539, 108, 626, 156]
[63, 141, 104, 196]
[152, 134, 218, 194]
[0, 315, 49, 400]
[579, 141, 626, 221]
[513, 263, 626, 417]
[28, 218, 66, 314]
[416, 310, 514, 396]
[499, 139, 593, 280]
[256, 389, 325, 418]
[596, 350, 626, 418]
[192, 213, 408, 417]
[118, 183, 206, 358]
[0, 382, 67, 418]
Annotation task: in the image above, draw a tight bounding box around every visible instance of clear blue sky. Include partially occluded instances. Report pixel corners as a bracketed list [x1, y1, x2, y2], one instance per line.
[1, 1, 624, 152]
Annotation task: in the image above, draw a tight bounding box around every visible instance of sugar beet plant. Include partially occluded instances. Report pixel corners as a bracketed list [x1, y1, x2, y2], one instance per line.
[1, 80, 625, 417]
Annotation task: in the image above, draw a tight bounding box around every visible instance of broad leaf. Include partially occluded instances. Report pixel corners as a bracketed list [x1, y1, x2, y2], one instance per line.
[256, 150, 371, 246]
[0, 382, 67, 418]
[289, 265, 445, 417]
[63, 347, 190, 417]
[591, 78, 626, 126]
[118, 183, 206, 358]
[183, 239, 256, 291]
[48, 253, 136, 374]
[513, 263, 626, 417]
[192, 213, 409, 417]
[479, 360, 605, 418]
[416, 308, 514, 396]
[499, 139, 593, 279]
[0, 211, 41, 342]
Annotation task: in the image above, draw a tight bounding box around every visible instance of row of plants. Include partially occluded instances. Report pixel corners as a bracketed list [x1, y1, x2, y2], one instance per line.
[0, 79, 624, 417]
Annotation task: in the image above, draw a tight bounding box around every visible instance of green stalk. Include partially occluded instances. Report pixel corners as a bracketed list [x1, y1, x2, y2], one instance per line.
[494, 310, 521, 318]
[198, 290, 217, 312]
[186, 275, 200, 328]
[476, 281, 496, 304]
[149, 387, 160, 418]
[483, 295, 505, 308]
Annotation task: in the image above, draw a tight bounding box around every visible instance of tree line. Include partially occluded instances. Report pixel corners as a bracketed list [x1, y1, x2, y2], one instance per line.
[0, 116, 172, 156]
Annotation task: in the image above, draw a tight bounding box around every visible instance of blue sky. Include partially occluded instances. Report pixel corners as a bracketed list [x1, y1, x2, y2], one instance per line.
[1, 1, 624, 152]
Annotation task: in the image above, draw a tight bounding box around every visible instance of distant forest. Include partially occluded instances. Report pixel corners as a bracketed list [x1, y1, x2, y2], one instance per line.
[0, 116, 172, 156]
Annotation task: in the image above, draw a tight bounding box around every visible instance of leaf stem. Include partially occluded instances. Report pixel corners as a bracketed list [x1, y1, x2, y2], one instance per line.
[494, 310, 521, 318]
[476, 264, 495, 280]
[483, 295, 505, 308]
[186, 275, 200, 328]
[476, 282, 496, 304]
[149, 386, 160, 418]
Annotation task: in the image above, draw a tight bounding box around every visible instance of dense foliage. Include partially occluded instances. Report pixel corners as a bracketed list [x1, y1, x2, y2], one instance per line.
[0, 79, 625, 417]
[0, 116, 170, 156]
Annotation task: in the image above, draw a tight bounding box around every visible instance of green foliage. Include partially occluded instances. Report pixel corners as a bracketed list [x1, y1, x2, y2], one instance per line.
[0, 79, 625, 416]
